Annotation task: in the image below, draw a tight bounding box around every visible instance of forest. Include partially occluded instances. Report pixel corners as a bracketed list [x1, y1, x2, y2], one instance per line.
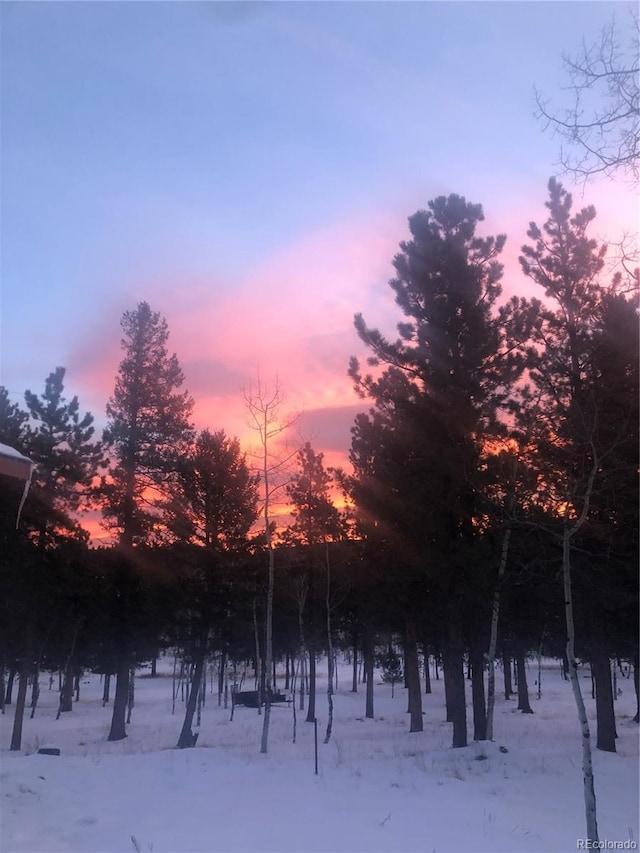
[1, 180, 638, 836]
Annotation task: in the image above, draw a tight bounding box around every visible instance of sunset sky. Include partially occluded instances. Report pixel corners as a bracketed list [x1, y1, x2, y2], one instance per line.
[2, 1, 638, 478]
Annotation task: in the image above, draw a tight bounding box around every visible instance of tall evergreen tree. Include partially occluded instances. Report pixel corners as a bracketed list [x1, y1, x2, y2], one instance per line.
[0, 387, 29, 450]
[350, 194, 531, 747]
[166, 429, 259, 749]
[586, 294, 639, 693]
[348, 399, 430, 731]
[2, 370, 103, 748]
[518, 177, 638, 842]
[24, 367, 104, 548]
[164, 429, 259, 549]
[102, 301, 193, 741]
[103, 302, 194, 547]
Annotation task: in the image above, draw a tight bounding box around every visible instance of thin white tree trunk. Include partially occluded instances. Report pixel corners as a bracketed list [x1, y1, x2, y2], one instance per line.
[260, 545, 274, 753]
[171, 652, 177, 715]
[563, 446, 600, 844]
[260, 409, 274, 754]
[564, 528, 598, 843]
[244, 376, 296, 754]
[324, 543, 334, 744]
[486, 444, 522, 741]
[299, 653, 306, 712]
[252, 595, 261, 705]
[291, 656, 300, 744]
[537, 638, 543, 701]
[297, 581, 307, 713]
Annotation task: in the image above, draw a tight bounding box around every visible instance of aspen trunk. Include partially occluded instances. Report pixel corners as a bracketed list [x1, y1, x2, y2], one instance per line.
[252, 604, 260, 692]
[633, 651, 639, 724]
[305, 645, 316, 723]
[305, 562, 317, 724]
[351, 632, 358, 693]
[260, 543, 275, 753]
[0, 658, 5, 714]
[218, 650, 226, 706]
[299, 653, 306, 712]
[324, 544, 334, 744]
[486, 521, 512, 739]
[297, 579, 307, 713]
[126, 666, 135, 724]
[564, 527, 599, 844]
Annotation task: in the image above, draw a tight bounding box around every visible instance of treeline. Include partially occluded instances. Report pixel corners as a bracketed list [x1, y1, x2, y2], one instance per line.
[0, 179, 637, 767]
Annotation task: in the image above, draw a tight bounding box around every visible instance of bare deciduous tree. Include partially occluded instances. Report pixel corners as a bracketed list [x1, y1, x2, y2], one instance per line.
[536, 12, 639, 183]
[244, 374, 298, 754]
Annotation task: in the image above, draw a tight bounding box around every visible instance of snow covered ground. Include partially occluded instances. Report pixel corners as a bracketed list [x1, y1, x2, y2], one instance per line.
[1, 658, 638, 853]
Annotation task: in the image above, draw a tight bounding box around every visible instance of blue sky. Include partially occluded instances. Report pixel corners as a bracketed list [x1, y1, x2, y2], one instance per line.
[1, 0, 637, 467]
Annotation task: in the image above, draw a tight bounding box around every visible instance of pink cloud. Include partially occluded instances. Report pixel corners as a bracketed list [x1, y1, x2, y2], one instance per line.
[66, 179, 636, 480]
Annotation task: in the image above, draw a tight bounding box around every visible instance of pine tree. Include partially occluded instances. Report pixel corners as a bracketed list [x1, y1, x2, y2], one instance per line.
[165, 428, 259, 749]
[24, 367, 104, 548]
[350, 194, 531, 747]
[0, 387, 29, 449]
[165, 429, 259, 549]
[2, 370, 103, 748]
[586, 294, 639, 700]
[517, 177, 638, 842]
[103, 302, 194, 547]
[380, 650, 403, 698]
[102, 302, 193, 741]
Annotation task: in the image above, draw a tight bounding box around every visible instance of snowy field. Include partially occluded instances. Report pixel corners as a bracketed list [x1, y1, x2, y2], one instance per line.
[1, 658, 638, 853]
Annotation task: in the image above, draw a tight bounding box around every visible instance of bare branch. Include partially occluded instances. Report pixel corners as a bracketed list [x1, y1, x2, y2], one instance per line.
[536, 11, 639, 184]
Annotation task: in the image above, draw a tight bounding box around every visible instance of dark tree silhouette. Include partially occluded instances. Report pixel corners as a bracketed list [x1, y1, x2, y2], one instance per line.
[287, 442, 344, 742]
[103, 302, 193, 548]
[518, 178, 638, 842]
[24, 367, 104, 549]
[350, 194, 531, 747]
[165, 428, 259, 749]
[164, 429, 259, 550]
[102, 302, 193, 742]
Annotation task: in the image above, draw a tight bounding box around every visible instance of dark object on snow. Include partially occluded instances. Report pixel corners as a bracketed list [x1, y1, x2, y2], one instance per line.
[38, 747, 60, 756]
[232, 690, 289, 709]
